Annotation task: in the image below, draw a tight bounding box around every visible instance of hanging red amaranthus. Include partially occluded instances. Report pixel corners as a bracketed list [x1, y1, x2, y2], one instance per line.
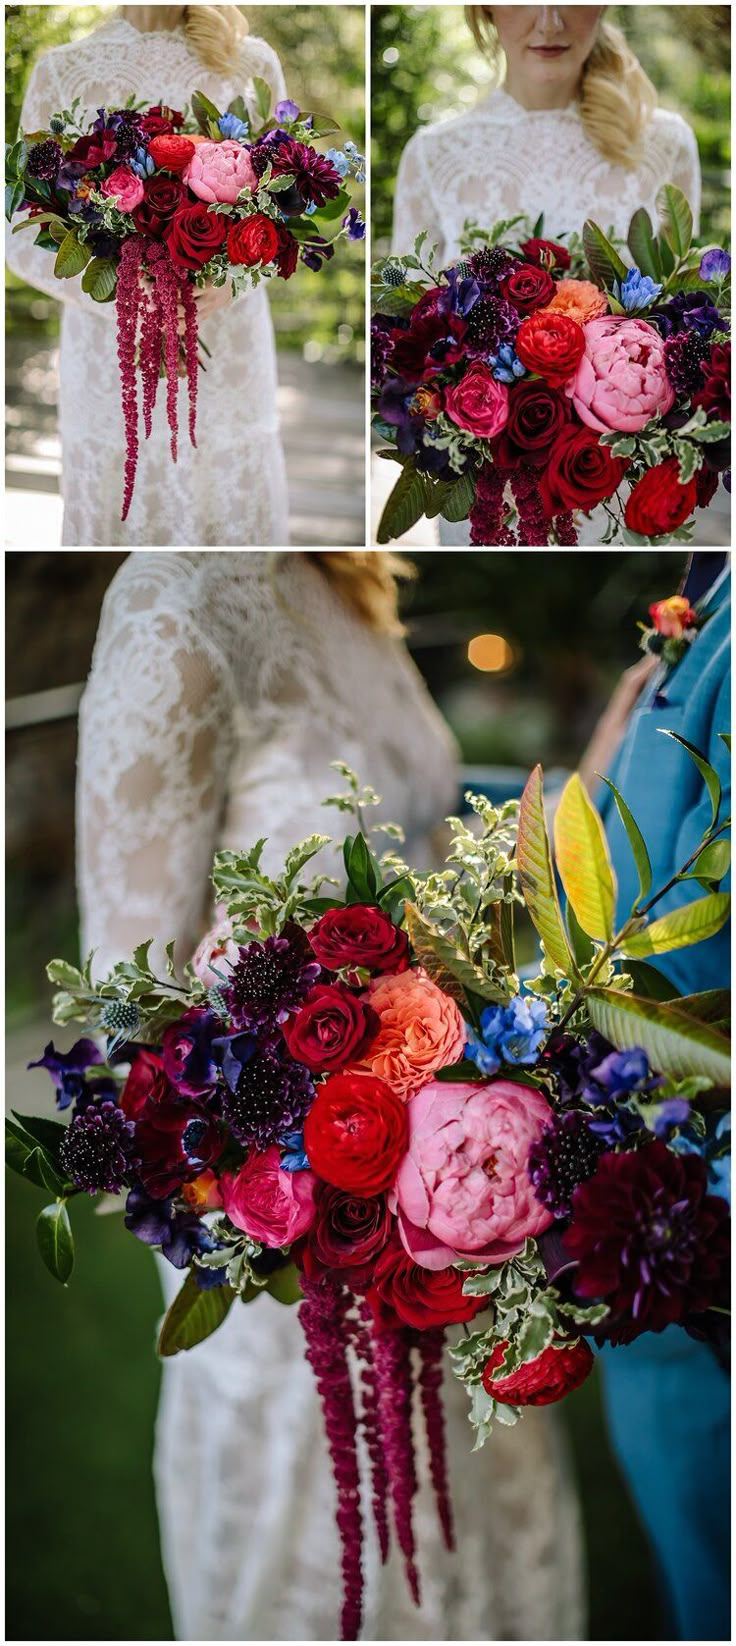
[554, 508, 579, 544]
[300, 1275, 364, 1641]
[509, 464, 550, 546]
[116, 237, 145, 522]
[372, 1322, 421, 1606]
[179, 272, 200, 452]
[469, 461, 516, 546]
[414, 1327, 454, 1552]
[355, 1300, 390, 1564]
[114, 236, 200, 520]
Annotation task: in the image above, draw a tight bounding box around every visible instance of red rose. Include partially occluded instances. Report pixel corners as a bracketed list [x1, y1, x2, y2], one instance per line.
[309, 905, 410, 976]
[165, 201, 228, 271]
[304, 1184, 392, 1279]
[148, 134, 196, 173]
[68, 130, 118, 168]
[515, 310, 586, 387]
[282, 982, 379, 1074]
[695, 465, 720, 508]
[493, 379, 571, 469]
[226, 212, 280, 268]
[273, 220, 299, 280]
[366, 1235, 488, 1331]
[624, 457, 698, 536]
[520, 236, 571, 272]
[499, 263, 555, 315]
[141, 105, 184, 138]
[132, 174, 187, 237]
[482, 1336, 594, 1406]
[303, 1071, 408, 1194]
[539, 425, 629, 517]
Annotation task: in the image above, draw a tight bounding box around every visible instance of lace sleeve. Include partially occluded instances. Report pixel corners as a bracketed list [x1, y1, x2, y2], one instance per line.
[76, 558, 236, 981]
[242, 35, 287, 111]
[4, 52, 116, 315]
[392, 130, 446, 261]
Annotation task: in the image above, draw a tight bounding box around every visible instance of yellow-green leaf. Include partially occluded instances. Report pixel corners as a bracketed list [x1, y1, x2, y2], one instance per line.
[587, 988, 730, 1088]
[516, 766, 575, 974]
[158, 1270, 235, 1356]
[554, 774, 617, 942]
[54, 228, 90, 278]
[620, 892, 730, 957]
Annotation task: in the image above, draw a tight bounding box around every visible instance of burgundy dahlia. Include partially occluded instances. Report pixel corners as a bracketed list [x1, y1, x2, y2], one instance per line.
[260, 139, 342, 208]
[226, 925, 321, 1032]
[693, 341, 731, 423]
[59, 1099, 137, 1194]
[26, 139, 63, 182]
[564, 1140, 730, 1343]
[222, 1042, 315, 1149]
[528, 1109, 604, 1219]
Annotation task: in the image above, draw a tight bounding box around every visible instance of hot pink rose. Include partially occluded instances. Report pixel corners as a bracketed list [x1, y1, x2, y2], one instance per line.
[101, 165, 144, 213]
[444, 364, 509, 439]
[183, 139, 257, 205]
[222, 1146, 317, 1245]
[568, 316, 674, 434]
[390, 1078, 554, 1270]
[192, 910, 240, 989]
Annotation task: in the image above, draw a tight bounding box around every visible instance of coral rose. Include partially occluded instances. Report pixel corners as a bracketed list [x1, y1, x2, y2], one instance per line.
[101, 165, 144, 213]
[351, 968, 466, 1100]
[624, 457, 697, 536]
[569, 316, 674, 434]
[649, 594, 697, 638]
[183, 138, 257, 204]
[482, 1336, 594, 1405]
[390, 1078, 555, 1270]
[515, 310, 586, 388]
[444, 363, 509, 438]
[543, 278, 609, 326]
[222, 1145, 317, 1244]
[304, 1071, 407, 1195]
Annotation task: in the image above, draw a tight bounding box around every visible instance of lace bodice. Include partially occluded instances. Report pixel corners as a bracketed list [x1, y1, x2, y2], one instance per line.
[393, 85, 701, 261]
[6, 20, 288, 545]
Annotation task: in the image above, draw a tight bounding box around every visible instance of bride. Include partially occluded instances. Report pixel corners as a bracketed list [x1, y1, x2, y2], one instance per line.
[76, 550, 585, 1640]
[6, 6, 289, 548]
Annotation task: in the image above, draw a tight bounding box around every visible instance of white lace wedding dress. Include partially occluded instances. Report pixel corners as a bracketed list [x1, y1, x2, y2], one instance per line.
[391, 84, 702, 547]
[76, 551, 585, 1642]
[6, 19, 289, 547]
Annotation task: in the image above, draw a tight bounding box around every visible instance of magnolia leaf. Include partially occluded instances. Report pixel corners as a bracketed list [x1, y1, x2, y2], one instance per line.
[626, 206, 662, 282]
[191, 88, 222, 133]
[12, 1110, 68, 1158]
[587, 988, 730, 1087]
[404, 903, 507, 1004]
[599, 776, 652, 904]
[158, 1269, 235, 1356]
[554, 774, 617, 942]
[620, 892, 730, 957]
[266, 1262, 303, 1304]
[36, 1201, 74, 1284]
[582, 219, 628, 286]
[376, 464, 429, 544]
[690, 837, 731, 887]
[676, 988, 730, 1029]
[656, 183, 693, 260]
[659, 733, 722, 831]
[516, 766, 574, 974]
[252, 76, 272, 124]
[624, 959, 679, 1001]
[54, 229, 90, 279]
[440, 470, 476, 523]
[80, 256, 117, 302]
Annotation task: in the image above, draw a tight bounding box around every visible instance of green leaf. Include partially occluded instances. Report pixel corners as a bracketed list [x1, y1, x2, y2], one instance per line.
[403, 903, 507, 1004]
[582, 219, 628, 285]
[434, 1058, 485, 1083]
[36, 1201, 74, 1284]
[346, 834, 379, 902]
[267, 1263, 303, 1304]
[376, 463, 429, 544]
[516, 766, 575, 974]
[657, 231, 675, 276]
[599, 776, 652, 904]
[620, 892, 730, 957]
[5, 178, 25, 221]
[656, 183, 693, 261]
[252, 76, 272, 124]
[158, 1270, 235, 1356]
[691, 838, 731, 887]
[80, 256, 117, 302]
[624, 960, 678, 1001]
[227, 95, 248, 122]
[554, 773, 617, 942]
[566, 900, 595, 969]
[659, 731, 721, 828]
[626, 207, 662, 282]
[191, 89, 222, 133]
[5, 137, 28, 181]
[283, 833, 331, 886]
[440, 470, 476, 523]
[310, 186, 350, 222]
[54, 228, 90, 279]
[676, 988, 730, 1029]
[12, 1110, 68, 1158]
[587, 988, 730, 1087]
[29, 1148, 67, 1197]
[5, 1121, 48, 1186]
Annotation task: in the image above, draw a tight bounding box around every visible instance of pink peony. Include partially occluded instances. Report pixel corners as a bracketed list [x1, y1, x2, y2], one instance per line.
[183, 139, 257, 205]
[192, 909, 240, 989]
[569, 316, 674, 434]
[101, 164, 144, 213]
[390, 1078, 555, 1270]
[352, 968, 466, 1101]
[222, 1145, 317, 1245]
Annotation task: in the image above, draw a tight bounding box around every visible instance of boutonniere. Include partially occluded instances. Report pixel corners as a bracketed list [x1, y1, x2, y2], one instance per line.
[638, 595, 706, 667]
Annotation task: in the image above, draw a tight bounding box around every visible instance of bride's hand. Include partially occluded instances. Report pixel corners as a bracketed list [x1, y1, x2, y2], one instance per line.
[186, 281, 233, 328]
[578, 654, 659, 796]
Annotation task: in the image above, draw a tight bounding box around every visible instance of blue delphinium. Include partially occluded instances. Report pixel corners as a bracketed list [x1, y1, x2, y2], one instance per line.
[218, 112, 249, 142]
[488, 341, 526, 384]
[699, 247, 731, 283]
[466, 997, 548, 1076]
[280, 1129, 310, 1172]
[129, 145, 156, 180]
[343, 139, 366, 183]
[612, 267, 663, 312]
[326, 146, 350, 178]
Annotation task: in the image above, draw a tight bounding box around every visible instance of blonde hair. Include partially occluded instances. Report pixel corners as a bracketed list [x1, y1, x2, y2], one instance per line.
[312, 553, 413, 636]
[119, 6, 249, 75]
[465, 10, 657, 169]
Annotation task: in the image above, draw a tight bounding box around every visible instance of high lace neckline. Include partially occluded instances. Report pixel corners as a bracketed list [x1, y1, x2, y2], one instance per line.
[486, 83, 580, 120]
[104, 18, 186, 42]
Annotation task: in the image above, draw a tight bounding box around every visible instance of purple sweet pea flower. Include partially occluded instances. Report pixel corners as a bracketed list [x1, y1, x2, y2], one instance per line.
[124, 1186, 218, 1269]
[212, 1031, 257, 1094]
[342, 206, 365, 242]
[275, 98, 300, 124]
[699, 247, 731, 282]
[28, 1039, 103, 1110]
[300, 234, 336, 272]
[161, 1008, 221, 1098]
[442, 266, 481, 317]
[651, 290, 727, 340]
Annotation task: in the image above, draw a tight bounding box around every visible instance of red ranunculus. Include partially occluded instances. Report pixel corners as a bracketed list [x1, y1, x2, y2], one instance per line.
[499, 263, 555, 315]
[367, 1234, 488, 1331]
[309, 904, 410, 976]
[515, 310, 586, 387]
[520, 236, 571, 272]
[303, 1071, 408, 1194]
[482, 1336, 594, 1405]
[282, 982, 379, 1074]
[147, 133, 196, 173]
[226, 212, 280, 268]
[120, 1049, 223, 1199]
[624, 457, 698, 537]
[493, 379, 571, 469]
[165, 201, 228, 271]
[539, 425, 629, 517]
[304, 1183, 392, 1279]
[132, 174, 187, 237]
[273, 220, 299, 280]
[68, 130, 118, 168]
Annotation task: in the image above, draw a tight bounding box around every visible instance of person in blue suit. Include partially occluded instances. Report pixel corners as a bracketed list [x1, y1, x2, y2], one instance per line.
[592, 552, 730, 1641]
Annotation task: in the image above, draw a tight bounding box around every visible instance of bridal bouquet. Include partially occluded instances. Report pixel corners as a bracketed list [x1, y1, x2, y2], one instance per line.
[372, 186, 730, 545]
[6, 85, 364, 518]
[10, 752, 730, 1638]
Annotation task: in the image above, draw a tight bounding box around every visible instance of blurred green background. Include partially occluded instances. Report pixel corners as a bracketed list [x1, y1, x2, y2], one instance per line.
[5, 3, 365, 366]
[7, 547, 698, 1640]
[371, 3, 731, 253]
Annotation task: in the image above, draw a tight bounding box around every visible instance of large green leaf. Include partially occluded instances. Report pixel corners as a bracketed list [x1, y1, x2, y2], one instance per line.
[516, 766, 574, 973]
[267, 1262, 304, 1304]
[403, 904, 507, 1004]
[660, 731, 721, 829]
[12, 1110, 67, 1158]
[252, 76, 272, 124]
[440, 470, 476, 523]
[676, 989, 730, 1029]
[36, 1201, 75, 1284]
[54, 229, 90, 279]
[620, 891, 730, 957]
[690, 838, 731, 888]
[587, 988, 730, 1087]
[191, 88, 222, 133]
[626, 207, 663, 283]
[554, 774, 617, 942]
[582, 219, 628, 286]
[376, 464, 429, 543]
[158, 1270, 235, 1356]
[624, 960, 678, 1001]
[655, 183, 693, 261]
[80, 256, 118, 303]
[599, 776, 652, 905]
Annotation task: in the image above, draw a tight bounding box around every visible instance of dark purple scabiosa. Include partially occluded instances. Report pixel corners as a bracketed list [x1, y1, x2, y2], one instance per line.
[28, 1038, 104, 1111]
[106, 108, 146, 156]
[222, 1040, 315, 1149]
[371, 315, 402, 389]
[528, 1109, 605, 1219]
[664, 329, 713, 397]
[467, 245, 517, 286]
[226, 924, 321, 1033]
[59, 1100, 137, 1194]
[564, 1140, 731, 1343]
[463, 293, 519, 356]
[26, 139, 63, 182]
